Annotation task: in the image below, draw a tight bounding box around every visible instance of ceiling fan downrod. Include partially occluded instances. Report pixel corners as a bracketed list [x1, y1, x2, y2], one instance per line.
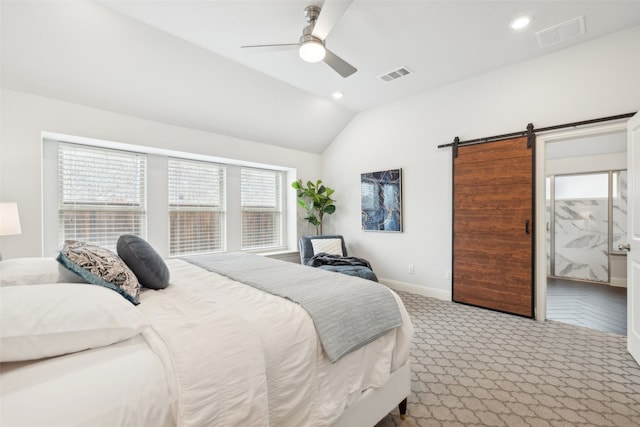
[303, 5, 321, 24]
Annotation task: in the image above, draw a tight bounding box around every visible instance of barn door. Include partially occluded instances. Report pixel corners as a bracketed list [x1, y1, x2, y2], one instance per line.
[453, 136, 534, 317]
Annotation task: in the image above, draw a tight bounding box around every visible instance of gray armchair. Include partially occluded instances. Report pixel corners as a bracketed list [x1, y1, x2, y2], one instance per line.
[299, 235, 378, 282]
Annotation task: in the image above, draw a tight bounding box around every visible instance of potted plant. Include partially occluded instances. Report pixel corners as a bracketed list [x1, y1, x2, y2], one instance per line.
[292, 179, 336, 235]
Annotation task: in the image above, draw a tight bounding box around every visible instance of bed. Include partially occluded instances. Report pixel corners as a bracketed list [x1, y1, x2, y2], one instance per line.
[0, 243, 413, 427]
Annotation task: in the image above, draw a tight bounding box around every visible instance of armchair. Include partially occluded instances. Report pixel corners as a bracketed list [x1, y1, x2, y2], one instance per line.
[299, 235, 378, 282]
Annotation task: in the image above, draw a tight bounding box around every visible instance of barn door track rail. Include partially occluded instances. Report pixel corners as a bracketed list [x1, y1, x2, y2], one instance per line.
[438, 112, 636, 158]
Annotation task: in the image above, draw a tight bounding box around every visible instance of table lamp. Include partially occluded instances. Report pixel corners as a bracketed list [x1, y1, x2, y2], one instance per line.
[0, 202, 22, 260]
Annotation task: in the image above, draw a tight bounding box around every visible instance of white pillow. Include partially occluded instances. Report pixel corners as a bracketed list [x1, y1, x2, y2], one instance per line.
[0, 257, 87, 287]
[311, 238, 344, 256]
[0, 283, 148, 362]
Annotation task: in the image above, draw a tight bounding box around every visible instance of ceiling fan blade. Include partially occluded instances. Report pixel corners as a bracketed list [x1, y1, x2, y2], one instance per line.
[241, 43, 299, 49]
[323, 48, 357, 78]
[312, 0, 353, 41]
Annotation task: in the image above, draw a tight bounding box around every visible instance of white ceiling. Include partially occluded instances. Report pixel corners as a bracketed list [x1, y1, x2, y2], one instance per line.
[2, 1, 640, 153]
[99, 0, 640, 111]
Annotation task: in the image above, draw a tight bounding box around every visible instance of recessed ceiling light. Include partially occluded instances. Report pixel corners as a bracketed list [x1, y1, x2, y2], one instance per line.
[332, 91, 344, 100]
[510, 16, 532, 30]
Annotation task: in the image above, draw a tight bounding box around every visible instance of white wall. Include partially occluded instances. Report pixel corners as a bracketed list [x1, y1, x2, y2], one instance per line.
[0, 89, 321, 258]
[321, 26, 640, 300]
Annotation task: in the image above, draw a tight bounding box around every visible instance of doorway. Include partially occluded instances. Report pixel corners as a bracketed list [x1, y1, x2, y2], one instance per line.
[535, 122, 629, 334]
[545, 169, 628, 334]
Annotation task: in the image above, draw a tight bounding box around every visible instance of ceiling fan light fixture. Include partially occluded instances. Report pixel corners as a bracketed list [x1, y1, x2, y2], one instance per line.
[299, 40, 325, 63]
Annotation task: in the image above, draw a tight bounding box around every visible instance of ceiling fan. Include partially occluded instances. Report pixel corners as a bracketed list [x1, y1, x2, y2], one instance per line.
[241, 1, 357, 78]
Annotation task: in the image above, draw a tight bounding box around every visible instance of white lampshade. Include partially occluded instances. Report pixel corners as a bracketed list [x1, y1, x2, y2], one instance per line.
[0, 202, 22, 236]
[299, 41, 325, 63]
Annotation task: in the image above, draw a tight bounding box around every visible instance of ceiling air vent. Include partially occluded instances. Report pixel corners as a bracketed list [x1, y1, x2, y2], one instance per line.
[536, 16, 586, 48]
[378, 66, 412, 82]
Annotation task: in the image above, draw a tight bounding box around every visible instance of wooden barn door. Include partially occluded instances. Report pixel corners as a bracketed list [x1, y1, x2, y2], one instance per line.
[453, 136, 534, 318]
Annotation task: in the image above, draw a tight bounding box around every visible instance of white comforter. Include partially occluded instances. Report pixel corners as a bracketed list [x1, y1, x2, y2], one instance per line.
[141, 259, 413, 427]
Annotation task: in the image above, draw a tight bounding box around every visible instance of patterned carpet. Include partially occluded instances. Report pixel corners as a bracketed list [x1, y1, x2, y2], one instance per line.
[376, 291, 640, 427]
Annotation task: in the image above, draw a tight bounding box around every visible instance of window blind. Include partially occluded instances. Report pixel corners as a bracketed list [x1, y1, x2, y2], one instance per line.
[58, 143, 146, 251]
[168, 158, 226, 256]
[241, 168, 283, 250]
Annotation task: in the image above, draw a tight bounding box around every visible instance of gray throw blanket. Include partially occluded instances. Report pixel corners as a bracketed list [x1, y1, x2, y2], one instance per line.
[307, 253, 373, 269]
[182, 252, 403, 363]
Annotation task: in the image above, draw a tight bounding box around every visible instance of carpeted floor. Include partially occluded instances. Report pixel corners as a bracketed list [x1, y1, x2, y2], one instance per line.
[376, 291, 640, 427]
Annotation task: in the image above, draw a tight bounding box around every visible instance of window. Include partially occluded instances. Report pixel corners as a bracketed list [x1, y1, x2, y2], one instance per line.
[548, 170, 627, 282]
[555, 172, 609, 200]
[169, 158, 226, 256]
[58, 143, 146, 251]
[241, 168, 283, 250]
[44, 134, 294, 257]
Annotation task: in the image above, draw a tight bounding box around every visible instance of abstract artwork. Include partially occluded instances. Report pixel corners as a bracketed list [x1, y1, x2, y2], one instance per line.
[361, 168, 402, 232]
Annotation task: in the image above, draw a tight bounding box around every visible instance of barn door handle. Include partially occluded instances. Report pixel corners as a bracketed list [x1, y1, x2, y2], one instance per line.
[525, 220, 530, 234]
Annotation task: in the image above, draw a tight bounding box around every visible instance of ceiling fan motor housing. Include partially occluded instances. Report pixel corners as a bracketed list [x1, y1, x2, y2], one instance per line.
[300, 25, 324, 46]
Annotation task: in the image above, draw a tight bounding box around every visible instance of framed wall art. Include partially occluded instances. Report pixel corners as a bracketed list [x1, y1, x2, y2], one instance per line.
[361, 168, 402, 232]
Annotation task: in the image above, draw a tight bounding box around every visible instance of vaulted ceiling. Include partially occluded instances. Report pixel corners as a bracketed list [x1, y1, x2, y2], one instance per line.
[2, 1, 640, 153]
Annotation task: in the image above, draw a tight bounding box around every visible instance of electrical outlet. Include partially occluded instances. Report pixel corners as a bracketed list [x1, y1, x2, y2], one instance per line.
[408, 264, 415, 274]
[445, 271, 452, 280]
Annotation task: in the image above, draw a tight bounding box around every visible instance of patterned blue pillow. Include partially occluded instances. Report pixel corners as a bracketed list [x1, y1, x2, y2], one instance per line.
[57, 241, 140, 305]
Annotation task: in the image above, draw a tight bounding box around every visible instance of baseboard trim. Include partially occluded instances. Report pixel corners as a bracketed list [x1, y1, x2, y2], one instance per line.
[610, 277, 628, 288]
[264, 251, 300, 264]
[380, 278, 451, 301]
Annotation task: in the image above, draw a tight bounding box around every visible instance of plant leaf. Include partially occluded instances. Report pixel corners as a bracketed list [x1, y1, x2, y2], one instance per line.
[293, 178, 336, 232]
